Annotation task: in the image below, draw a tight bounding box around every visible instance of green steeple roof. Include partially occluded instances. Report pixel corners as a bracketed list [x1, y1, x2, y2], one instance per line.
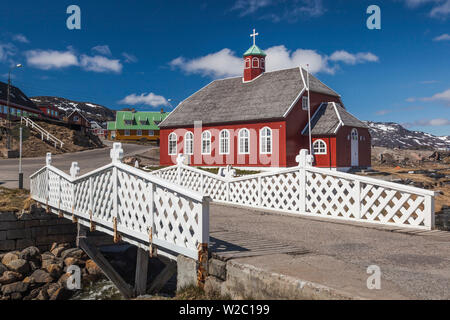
[243, 44, 266, 57]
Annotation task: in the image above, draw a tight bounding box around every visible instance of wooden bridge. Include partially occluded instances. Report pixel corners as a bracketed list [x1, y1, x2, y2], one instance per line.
[29, 143, 437, 297]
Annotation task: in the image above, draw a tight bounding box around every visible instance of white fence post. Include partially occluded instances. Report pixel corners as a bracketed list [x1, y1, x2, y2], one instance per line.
[424, 195, 435, 229]
[110, 143, 124, 232]
[70, 162, 80, 220]
[258, 176, 262, 207]
[296, 149, 309, 214]
[199, 197, 210, 245]
[354, 180, 361, 219]
[45, 153, 51, 209]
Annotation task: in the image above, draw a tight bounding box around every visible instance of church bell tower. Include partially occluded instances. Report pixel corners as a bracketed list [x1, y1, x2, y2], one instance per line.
[243, 29, 267, 82]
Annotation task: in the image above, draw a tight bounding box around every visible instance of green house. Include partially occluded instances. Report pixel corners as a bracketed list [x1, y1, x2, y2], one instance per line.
[107, 110, 170, 141]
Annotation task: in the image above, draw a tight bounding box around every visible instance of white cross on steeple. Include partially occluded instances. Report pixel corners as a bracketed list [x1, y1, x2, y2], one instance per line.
[250, 28, 259, 46]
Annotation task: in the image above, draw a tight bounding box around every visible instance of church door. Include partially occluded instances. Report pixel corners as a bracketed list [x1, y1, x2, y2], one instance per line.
[351, 128, 359, 167]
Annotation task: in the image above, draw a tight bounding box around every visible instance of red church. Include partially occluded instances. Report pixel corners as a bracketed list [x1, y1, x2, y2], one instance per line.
[159, 31, 371, 171]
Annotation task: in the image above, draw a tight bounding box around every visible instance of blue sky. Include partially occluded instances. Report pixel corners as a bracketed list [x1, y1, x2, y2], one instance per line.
[0, 0, 449, 135]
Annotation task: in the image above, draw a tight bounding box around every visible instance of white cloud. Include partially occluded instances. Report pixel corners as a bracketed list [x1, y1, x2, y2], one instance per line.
[80, 55, 122, 73]
[122, 52, 138, 63]
[421, 88, 450, 105]
[13, 34, 29, 44]
[0, 43, 16, 63]
[119, 93, 168, 107]
[91, 45, 112, 56]
[231, 0, 325, 21]
[404, 118, 450, 127]
[329, 50, 379, 65]
[401, 0, 450, 18]
[265, 45, 334, 73]
[433, 33, 450, 41]
[232, 0, 272, 16]
[25, 49, 78, 70]
[170, 48, 243, 78]
[170, 46, 378, 78]
[430, 0, 450, 17]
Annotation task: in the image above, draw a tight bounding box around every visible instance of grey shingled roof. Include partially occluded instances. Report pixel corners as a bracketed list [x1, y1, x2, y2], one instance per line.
[302, 102, 367, 135]
[0, 81, 40, 112]
[160, 67, 340, 128]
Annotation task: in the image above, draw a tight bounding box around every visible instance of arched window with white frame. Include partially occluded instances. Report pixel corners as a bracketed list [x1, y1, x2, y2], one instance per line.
[219, 130, 230, 155]
[238, 128, 250, 154]
[168, 132, 177, 155]
[313, 139, 327, 155]
[252, 57, 259, 68]
[202, 131, 211, 154]
[245, 58, 250, 69]
[351, 128, 358, 141]
[184, 131, 193, 155]
[260, 127, 272, 154]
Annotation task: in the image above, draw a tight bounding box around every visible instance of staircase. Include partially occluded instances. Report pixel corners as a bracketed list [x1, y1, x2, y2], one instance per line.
[21, 117, 64, 149]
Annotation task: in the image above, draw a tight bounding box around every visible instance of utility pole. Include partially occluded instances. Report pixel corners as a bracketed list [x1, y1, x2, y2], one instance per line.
[6, 64, 23, 151]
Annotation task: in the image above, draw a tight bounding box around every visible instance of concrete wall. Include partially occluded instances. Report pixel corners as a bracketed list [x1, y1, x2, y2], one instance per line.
[0, 208, 76, 253]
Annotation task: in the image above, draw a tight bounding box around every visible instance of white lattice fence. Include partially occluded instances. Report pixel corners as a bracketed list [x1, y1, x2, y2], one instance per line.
[151, 151, 436, 230]
[29, 144, 210, 260]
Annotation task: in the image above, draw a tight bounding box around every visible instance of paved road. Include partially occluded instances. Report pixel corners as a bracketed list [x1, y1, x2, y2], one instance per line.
[210, 204, 450, 299]
[0, 141, 153, 189]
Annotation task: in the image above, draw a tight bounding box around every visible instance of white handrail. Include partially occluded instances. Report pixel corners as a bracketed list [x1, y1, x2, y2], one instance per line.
[21, 116, 64, 148]
[29, 143, 210, 260]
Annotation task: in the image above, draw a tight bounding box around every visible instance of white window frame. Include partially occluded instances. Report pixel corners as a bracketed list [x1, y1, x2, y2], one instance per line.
[73, 116, 79, 122]
[168, 132, 177, 155]
[219, 129, 230, 155]
[124, 129, 130, 136]
[238, 128, 250, 155]
[259, 127, 272, 155]
[313, 139, 327, 155]
[245, 58, 251, 69]
[351, 128, 358, 141]
[137, 129, 142, 136]
[201, 131, 211, 155]
[184, 131, 194, 155]
[302, 96, 309, 111]
[252, 57, 259, 68]
[260, 58, 265, 69]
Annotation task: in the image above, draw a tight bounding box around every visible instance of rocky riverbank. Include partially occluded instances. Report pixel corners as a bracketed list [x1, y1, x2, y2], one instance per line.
[0, 243, 104, 300]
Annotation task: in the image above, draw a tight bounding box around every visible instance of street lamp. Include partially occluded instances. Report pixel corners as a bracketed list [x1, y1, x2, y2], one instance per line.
[6, 63, 23, 150]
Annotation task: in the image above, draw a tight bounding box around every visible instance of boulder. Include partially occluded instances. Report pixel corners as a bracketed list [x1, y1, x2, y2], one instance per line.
[0, 271, 22, 285]
[50, 286, 72, 300]
[1, 252, 19, 266]
[0, 263, 7, 277]
[46, 264, 63, 278]
[61, 248, 85, 260]
[36, 288, 49, 300]
[41, 252, 55, 261]
[85, 259, 103, 276]
[30, 269, 53, 284]
[42, 257, 63, 270]
[64, 257, 85, 267]
[1, 281, 29, 295]
[29, 260, 40, 272]
[10, 292, 22, 300]
[19, 246, 41, 264]
[5, 259, 30, 275]
[51, 246, 66, 258]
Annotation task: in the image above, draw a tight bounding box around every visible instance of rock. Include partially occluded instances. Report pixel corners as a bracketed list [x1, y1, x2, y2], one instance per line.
[51, 246, 66, 258]
[19, 246, 41, 264]
[50, 286, 72, 300]
[0, 263, 7, 277]
[46, 282, 61, 297]
[46, 264, 63, 278]
[29, 260, 40, 271]
[5, 259, 30, 275]
[61, 248, 85, 260]
[10, 292, 22, 300]
[36, 288, 49, 300]
[41, 252, 55, 261]
[23, 287, 41, 300]
[85, 259, 103, 276]
[58, 272, 71, 288]
[1, 252, 19, 266]
[42, 257, 63, 270]
[0, 271, 22, 285]
[64, 257, 85, 267]
[1, 281, 29, 295]
[30, 269, 53, 284]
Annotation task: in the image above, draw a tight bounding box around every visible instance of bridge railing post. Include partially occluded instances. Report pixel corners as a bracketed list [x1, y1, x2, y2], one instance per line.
[110, 142, 123, 241]
[70, 162, 80, 222]
[197, 196, 210, 288]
